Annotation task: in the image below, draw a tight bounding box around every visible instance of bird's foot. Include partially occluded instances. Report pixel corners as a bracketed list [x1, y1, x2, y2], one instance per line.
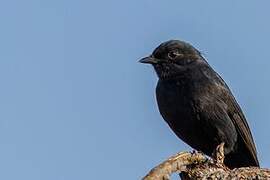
[212, 142, 226, 167]
[191, 149, 203, 155]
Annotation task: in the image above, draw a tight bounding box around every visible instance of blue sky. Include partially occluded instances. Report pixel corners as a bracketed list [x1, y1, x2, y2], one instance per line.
[0, 0, 270, 179]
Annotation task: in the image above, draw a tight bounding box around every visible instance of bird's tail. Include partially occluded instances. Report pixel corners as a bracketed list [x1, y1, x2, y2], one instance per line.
[224, 139, 259, 169]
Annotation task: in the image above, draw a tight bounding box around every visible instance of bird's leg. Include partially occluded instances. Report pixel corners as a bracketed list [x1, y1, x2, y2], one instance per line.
[212, 142, 225, 165]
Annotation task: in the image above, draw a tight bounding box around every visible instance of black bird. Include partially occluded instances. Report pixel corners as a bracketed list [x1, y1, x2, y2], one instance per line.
[140, 40, 259, 169]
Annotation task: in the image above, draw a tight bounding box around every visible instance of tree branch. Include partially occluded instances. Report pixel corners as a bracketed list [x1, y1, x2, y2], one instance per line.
[143, 144, 270, 179]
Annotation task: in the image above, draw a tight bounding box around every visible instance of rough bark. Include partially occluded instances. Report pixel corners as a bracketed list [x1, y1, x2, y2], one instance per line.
[143, 144, 270, 180]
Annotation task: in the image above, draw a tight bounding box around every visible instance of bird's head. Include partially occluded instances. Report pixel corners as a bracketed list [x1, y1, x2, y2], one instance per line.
[140, 40, 203, 80]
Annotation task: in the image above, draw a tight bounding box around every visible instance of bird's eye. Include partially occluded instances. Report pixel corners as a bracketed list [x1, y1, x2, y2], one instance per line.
[168, 50, 181, 59]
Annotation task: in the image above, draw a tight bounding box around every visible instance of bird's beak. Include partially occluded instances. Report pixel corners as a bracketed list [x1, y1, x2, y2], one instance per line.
[139, 55, 157, 64]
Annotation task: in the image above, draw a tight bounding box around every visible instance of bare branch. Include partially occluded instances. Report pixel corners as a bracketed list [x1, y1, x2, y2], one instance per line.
[143, 144, 270, 179]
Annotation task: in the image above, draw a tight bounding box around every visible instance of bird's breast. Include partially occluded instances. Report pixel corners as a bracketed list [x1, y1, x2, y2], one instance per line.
[156, 79, 198, 137]
[155, 78, 216, 153]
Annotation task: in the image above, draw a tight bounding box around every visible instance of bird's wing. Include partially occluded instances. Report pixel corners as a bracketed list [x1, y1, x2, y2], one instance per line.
[212, 73, 259, 166]
[200, 65, 259, 166]
[197, 96, 238, 153]
[220, 84, 259, 166]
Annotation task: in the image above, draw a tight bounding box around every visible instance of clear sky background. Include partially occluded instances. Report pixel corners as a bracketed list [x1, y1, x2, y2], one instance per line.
[0, 0, 270, 180]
